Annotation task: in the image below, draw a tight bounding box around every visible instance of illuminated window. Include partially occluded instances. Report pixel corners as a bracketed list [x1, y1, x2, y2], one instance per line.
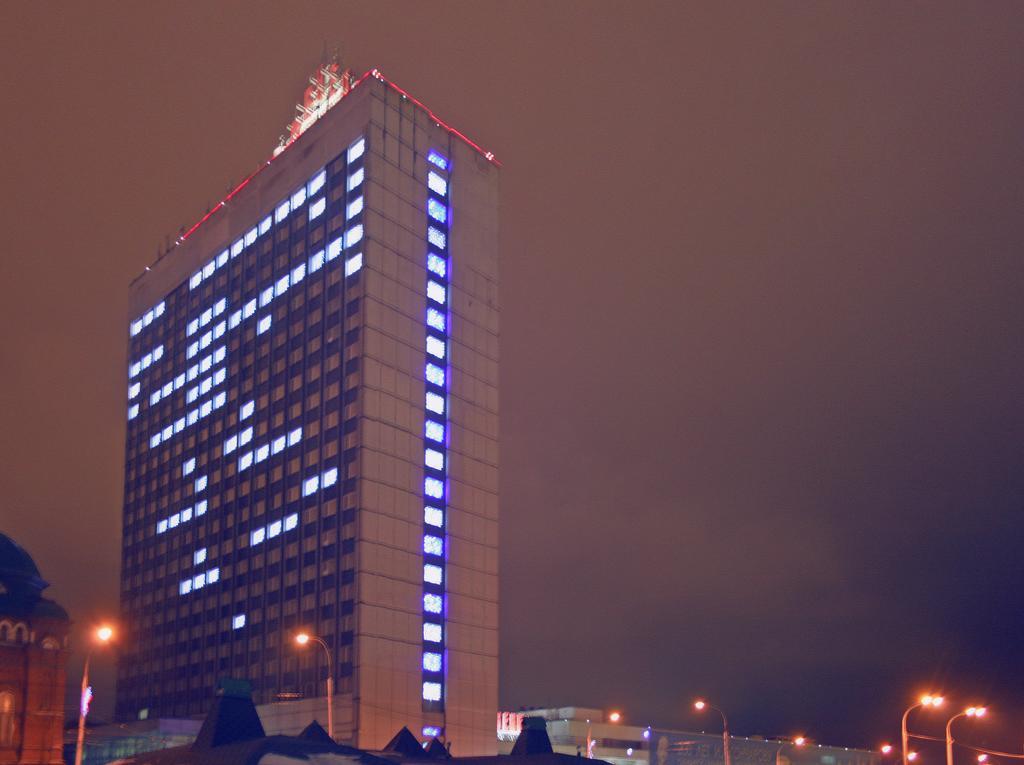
[240, 427, 253, 446]
[427, 151, 449, 171]
[223, 435, 238, 455]
[229, 310, 241, 329]
[130, 319, 143, 336]
[207, 568, 220, 584]
[287, 427, 302, 446]
[322, 467, 339, 487]
[423, 727, 442, 738]
[157, 520, 168, 534]
[425, 392, 445, 415]
[232, 614, 246, 630]
[190, 272, 202, 290]
[423, 652, 442, 673]
[427, 281, 446, 305]
[423, 535, 444, 555]
[347, 168, 364, 191]
[427, 227, 446, 250]
[284, 513, 299, 531]
[427, 171, 448, 196]
[257, 316, 272, 334]
[425, 421, 445, 442]
[426, 336, 446, 359]
[427, 199, 448, 223]
[195, 475, 207, 493]
[202, 261, 214, 279]
[245, 227, 257, 247]
[426, 364, 446, 387]
[309, 169, 326, 196]
[345, 225, 363, 247]
[268, 520, 282, 538]
[128, 404, 139, 420]
[303, 476, 320, 496]
[275, 200, 290, 223]
[424, 564, 443, 585]
[196, 500, 207, 516]
[181, 507, 193, 523]
[272, 435, 285, 454]
[427, 253, 447, 278]
[426, 308, 446, 332]
[275, 275, 289, 297]
[182, 458, 196, 476]
[243, 299, 257, 319]
[424, 594, 443, 613]
[231, 239, 243, 257]
[425, 449, 444, 470]
[424, 506, 443, 527]
[251, 528, 265, 546]
[327, 237, 343, 261]
[187, 318, 199, 336]
[259, 216, 272, 235]
[310, 249, 325, 272]
[422, 682, 442, 701]
[347, 197, 363, 219]
[347, 137, 365, 163]
[194, 548, 207, 565]
[423, 623, 442, 642]
[292, 263, 306, 283]
[255, 444, 269, 462]
[179, 580, 192, 595]
[193, 573, 206, 590]
[168, 513, 180, 528]
[425, 478, 444, 498]
[291, 186, 306, 209]
[345, 253, 363, 276]
[260, 286, 274, 307]
[239, 452, 253, 471]
[128, 382, 141, 399]
[241, 401, 255, 420]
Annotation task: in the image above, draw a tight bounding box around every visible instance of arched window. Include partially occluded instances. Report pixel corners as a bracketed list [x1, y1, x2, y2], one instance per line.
[0, 690, 15, 747]
[12, 625, 26, 644]
[41, 637, 59, 650]
[0, 624, 8, 643]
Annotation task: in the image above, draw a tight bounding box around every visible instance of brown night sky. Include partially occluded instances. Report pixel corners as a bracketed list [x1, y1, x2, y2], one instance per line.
[2, 0, 1024, 750]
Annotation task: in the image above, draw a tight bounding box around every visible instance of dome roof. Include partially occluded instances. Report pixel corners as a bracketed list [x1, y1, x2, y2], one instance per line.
[0, 533, 46, 589]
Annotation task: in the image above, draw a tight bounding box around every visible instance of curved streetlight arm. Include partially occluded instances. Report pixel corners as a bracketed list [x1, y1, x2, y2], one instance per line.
[972, 747, 1024, 760]
[299, 635, 334, 741]
[908, 734, 947, 743]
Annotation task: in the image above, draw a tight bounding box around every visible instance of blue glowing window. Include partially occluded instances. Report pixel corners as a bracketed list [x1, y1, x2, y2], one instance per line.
[257, 316, 272, 334]
[239, 452, 253, 471]
[347, 137, 365, 163]
[310, 249, 326, 272]
[268, 520, 282, 538]
[425, 477, 444, 499]
[245, 227, 257, 247]
[179, 580, 192, 595]
[288, 428, 302, 446]
[182, 458, 196, 476]
[423, 623, 442, 642]
[128, 404, 139, 420]
[275, 200, 290, 223]
[322, 467, 338, 487]
[327, 237, 343, 261]
[231, 239, 243, 257]
[259, 215, 272, 235]
[232, 614, 246, 630]
[427, 227, 447, 250]
[425, 392, 445, 415]
[422, 682, 442, 701]
[427, 151, 449, 171]
[157, 519, 168, 534]
[427, 199, 448, 224]
[427, 253, 447, 278]
[425, 449, 444, 471]
[426, 363, 446, 387]
[347, 196, 364, 219]
[424, 594, 443, 613]
[250, 528, 265, 546]
[309, 197, 326, 220]
[424, 506, 444, 527]
[427, 171, 447, 196]
[195, 475, 207, 492]
[291, 186, 306, 209]
[424, 564, 443, 585]
[427, 281, 446, 305]
[347, 168, 364, 191]
[309, 169, 327, 196]
[423, 726, 442, 738]
[292, 263, 306, 284]
[424, 535, 444, 555]
[241, 401, 255, 420]
[243, 299, 257, 319]
[203, 262, 214, 279]
[426, 336, 446, 359]
[303, 476, 320, 496]
[427, 308, 446, 332]
[208, 568, 220, 584]
[285, 513, 299, 531]
[345, 225, 363, 248]
[194, 548, 207, 565]
[345, 253, 363, 276]
[425, 421, 445, 443]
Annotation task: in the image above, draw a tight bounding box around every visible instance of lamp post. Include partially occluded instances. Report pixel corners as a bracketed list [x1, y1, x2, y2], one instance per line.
[295, 632, 334, 740]
[946, 707, 986, 765]
[776, 737, 807, 765]
[694, 700, 732, 765]
[903, 695, 945, 765]
[74, 626, 114, 765]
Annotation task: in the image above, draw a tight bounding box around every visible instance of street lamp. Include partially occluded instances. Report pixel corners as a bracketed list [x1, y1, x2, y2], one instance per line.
[294, 632, 334, 740]
[775, 737, 807, 765]
[903, 694, 945, 765]
[74, 625, 114, 765]
[609, 711, 622, 723]
[694, 700, 732, 765]
[946, 706, 986, 765]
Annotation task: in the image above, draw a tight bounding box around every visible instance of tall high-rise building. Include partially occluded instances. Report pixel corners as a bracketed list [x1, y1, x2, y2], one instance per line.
[117, 65, 499, 754]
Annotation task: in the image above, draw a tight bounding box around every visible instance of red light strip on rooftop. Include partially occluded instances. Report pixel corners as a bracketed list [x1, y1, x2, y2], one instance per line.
[171, 68, 497, 250]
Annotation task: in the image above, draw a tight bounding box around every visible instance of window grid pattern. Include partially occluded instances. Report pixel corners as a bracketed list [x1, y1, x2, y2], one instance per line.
[119, 135, 367, 719]
[421, 149, 450, 714]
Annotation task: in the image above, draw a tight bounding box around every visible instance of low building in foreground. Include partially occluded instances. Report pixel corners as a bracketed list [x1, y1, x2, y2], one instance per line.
[497, 708, 878, 765]
[0, 533, 70, 765]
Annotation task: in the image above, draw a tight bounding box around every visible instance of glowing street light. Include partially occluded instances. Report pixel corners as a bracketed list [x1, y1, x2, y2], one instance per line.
[946, 707, 987, 765]
[694, 700, 732, 765]
[294, 632, 334, 740]
[609, 711, 622, 723]
[903, 694, 945, 765]
[978, 755, 989, 763]
[882, 745, 894, 755]
[75, 626, 115, 765]
[776, 736, 808, 765]
[908, 753, 919, 762]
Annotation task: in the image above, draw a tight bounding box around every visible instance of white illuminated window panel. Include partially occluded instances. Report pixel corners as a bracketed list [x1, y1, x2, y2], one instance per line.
[308, 169, 326, 196]
[427, 281, 446, 304]
[347, 137, 365, 162]
[424, 564, 443, 585]
[425, 421, 445, 442]
[422, 682, 442, 701]
[423, 623, 442, 642]
[423, 535, 444, 555]
[424, 506, 444, 527]
[427, 227, 446, 249]
[194, 548, 207, 565]
[427, 172, 447, 196]
[425, 392, 445, 415]
[347, 168, 364, 191]
[345, 253, 363, 276]
[233, 614, 246, 630]
[423, 652, 442, 672]
[345, 225, 363, 247]
[309, 197, 326, 220]
[424, 594, 443, 613]
[426, 336, 446, 359]
[346, 197, 363, 219]
[425, 449, 444, 470]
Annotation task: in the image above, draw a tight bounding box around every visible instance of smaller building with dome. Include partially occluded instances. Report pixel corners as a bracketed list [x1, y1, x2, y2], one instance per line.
[0, 533, 70, 765]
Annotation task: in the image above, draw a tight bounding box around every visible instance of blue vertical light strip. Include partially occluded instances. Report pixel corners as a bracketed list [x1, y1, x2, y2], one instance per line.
[421, 150, 450, 714]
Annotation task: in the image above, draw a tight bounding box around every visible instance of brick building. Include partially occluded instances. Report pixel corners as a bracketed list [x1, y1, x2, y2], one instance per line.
[0, 533, 70, 765]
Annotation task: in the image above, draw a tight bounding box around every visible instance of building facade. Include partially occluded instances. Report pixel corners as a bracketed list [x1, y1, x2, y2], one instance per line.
[0, 533, 70, 765]
[117, 66, 499, 754]
[497, 709, 878, 765]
